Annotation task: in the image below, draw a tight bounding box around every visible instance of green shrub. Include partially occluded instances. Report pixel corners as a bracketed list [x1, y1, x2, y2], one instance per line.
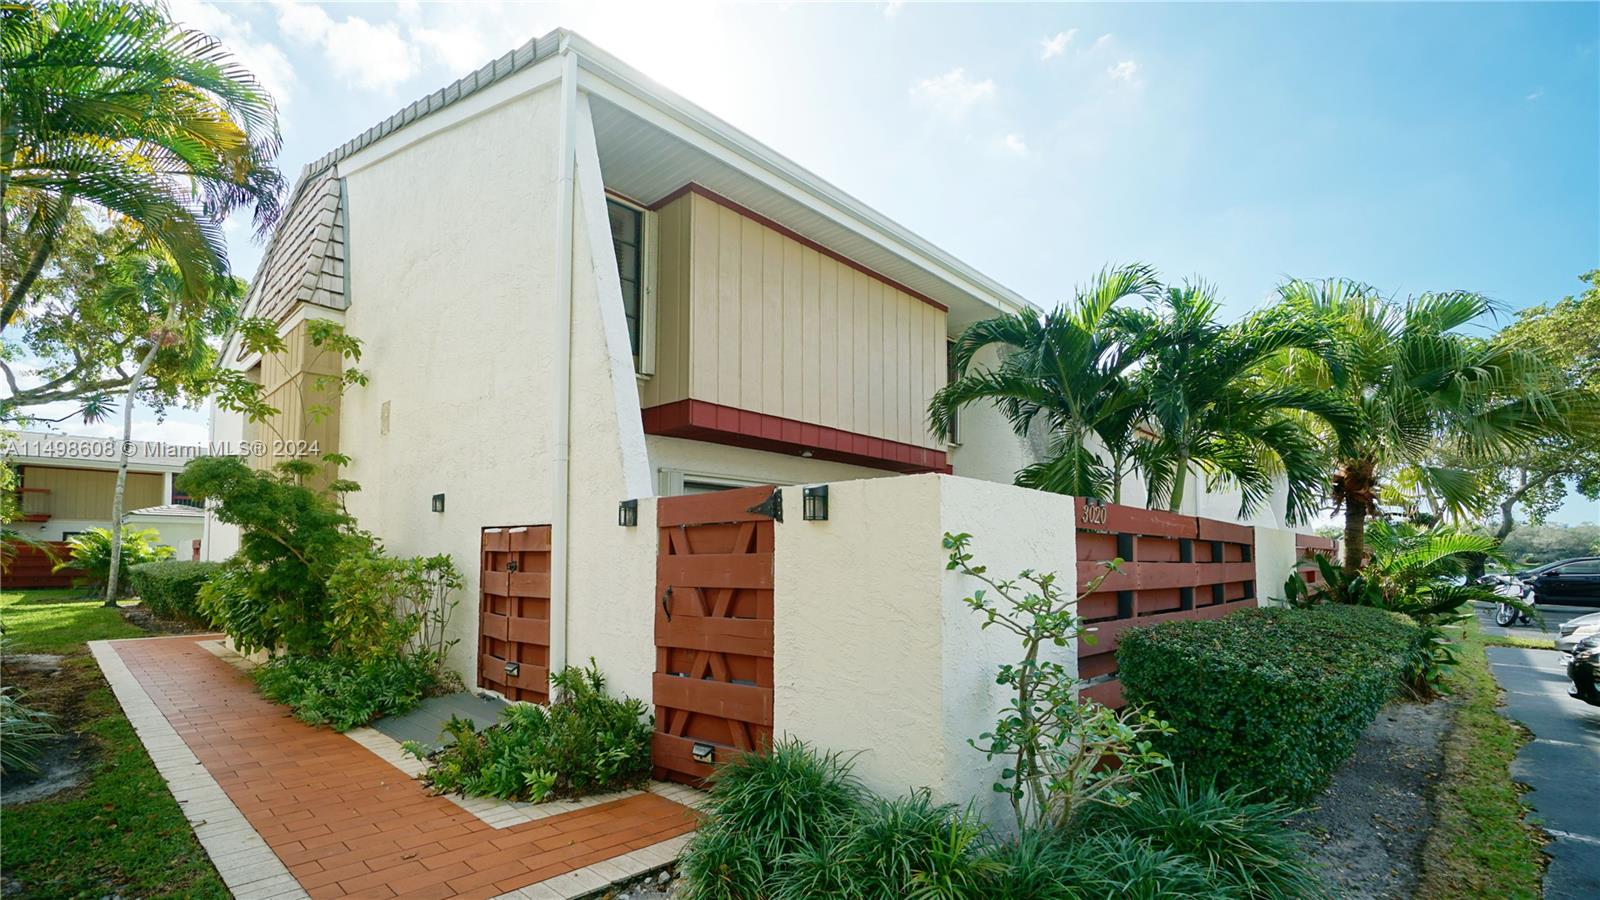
[54, 527, 173, 596]
[1118, 604, 1423, 803]
[1078, 769, 1327, 899]
[127, 560, 221, 624]
[254, 651, 438, 731]
[409, 661, 651, 802]
[0, 682, 56, 775]
[325, 551, 461, 662]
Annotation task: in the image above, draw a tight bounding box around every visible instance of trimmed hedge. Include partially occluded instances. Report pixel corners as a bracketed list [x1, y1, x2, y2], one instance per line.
[1118, 604, 1423, 804]
[127, 560, 221, 625]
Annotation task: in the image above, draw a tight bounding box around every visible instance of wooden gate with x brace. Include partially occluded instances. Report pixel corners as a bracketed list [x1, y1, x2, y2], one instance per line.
[651, 485, 778, 784]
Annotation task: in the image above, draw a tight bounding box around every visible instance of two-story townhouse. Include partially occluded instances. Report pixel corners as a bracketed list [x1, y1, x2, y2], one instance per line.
[206, 29, 1302, 806]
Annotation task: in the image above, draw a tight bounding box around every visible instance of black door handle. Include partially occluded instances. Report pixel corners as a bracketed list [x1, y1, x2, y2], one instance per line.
[662, 586, 673, 622]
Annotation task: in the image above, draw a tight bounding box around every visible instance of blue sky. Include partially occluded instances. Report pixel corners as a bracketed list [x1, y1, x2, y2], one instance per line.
[66, 1, 1600, 522]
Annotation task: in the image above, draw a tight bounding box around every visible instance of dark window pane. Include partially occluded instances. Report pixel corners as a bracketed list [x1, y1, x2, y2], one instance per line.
[607, 199, 644, 361]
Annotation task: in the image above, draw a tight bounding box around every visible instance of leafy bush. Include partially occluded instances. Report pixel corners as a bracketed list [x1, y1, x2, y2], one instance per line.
[409, 661, 651, 802]
[179, 455, 368, 656]
[325, 551, 461, 662]
[54, 527, 173, 595]
[1118, 605, 1422, 803]
[1078, 769, 1327, 898]
[127, 560, 221, 624]
[677, 740, 1329, 900]
[0, 681, 56, 775]
[254, 651, 438, 731]
[945, 532, 1172, 831]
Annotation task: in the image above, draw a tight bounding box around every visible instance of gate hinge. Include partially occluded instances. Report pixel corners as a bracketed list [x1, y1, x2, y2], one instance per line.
[747, 488, 783, 523]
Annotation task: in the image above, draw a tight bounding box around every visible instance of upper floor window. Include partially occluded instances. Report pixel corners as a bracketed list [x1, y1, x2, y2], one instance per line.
[946, 339, 960, 445]
[607, 198, 644, 362]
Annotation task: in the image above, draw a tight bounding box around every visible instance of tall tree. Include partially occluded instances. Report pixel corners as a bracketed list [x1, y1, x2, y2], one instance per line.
[1475, 271, 1600, 538]
[1124, 283, 1351, 523]
[1, 0, 283, 412]
[1276, 279, 1598, 573]
[929, 264, 1161, 501]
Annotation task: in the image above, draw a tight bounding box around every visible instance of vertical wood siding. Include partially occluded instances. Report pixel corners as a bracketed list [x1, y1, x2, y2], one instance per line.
[20, 466, 164, 519]
[638, 192, 948, 450]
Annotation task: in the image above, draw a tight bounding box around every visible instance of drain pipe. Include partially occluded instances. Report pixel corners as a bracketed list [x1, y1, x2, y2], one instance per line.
[549, 40, 578, 695]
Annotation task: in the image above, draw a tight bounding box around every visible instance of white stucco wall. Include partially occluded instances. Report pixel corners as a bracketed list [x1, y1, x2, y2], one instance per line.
[126, 514, 205, 558]
[201, 399, 245, 561]
[339, 80, 564, 682]
[772, 473, 1077, 826]
[1253, 525, 1301, 606]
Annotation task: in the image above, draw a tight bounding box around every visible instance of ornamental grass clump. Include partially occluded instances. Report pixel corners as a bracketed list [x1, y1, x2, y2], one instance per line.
[409, 660, 652, 802]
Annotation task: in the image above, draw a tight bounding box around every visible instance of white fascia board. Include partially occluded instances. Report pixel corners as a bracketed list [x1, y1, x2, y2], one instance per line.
[568, 40, 1037, 318]
[338, 57, 564, 178]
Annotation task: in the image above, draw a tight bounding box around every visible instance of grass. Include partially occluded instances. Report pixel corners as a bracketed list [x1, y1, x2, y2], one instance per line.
[1481, 633, 1557, 651]
[0, 589, 228, 898]
[1415, 614, 1546, 899]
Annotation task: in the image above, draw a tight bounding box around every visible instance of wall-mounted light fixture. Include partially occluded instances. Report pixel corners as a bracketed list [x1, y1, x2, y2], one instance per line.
[431, 493, 445, 513]
[618, 498, 638, 527]
[802, 485, 829, 521]
[691, 742, 715, 765]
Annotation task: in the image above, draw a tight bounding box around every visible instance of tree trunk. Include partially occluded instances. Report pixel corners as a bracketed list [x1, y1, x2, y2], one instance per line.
[1342, 501, 1367, 575]
[1166, 455, 1189, 513]
[103, 341, 161, 607]
[1496, 498, 1517, 541]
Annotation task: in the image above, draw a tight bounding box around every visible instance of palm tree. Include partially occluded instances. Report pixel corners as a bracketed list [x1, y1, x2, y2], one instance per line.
[1124, 283, 1352, 524]
[1276, 279, 1600, 573]
[929, 264, 1162, 501]
[1, 0, 283, 333]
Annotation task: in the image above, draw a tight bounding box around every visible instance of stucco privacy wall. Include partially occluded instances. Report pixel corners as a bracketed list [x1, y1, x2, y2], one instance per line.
[1253, 526, 1301, 606]
[339, 74, 564, 682]
[772, 474, 1077, 826]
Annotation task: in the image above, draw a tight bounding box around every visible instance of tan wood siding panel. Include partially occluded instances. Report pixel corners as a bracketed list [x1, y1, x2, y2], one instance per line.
[642, 194, 692, 408]
[672, 193, 946, 450]
[21, 466, 164, 520]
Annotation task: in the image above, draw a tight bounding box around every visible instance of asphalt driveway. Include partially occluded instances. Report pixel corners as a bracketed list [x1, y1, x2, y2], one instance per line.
[1473, 600, 1594, 644]
[1485, 645, 1600, 900]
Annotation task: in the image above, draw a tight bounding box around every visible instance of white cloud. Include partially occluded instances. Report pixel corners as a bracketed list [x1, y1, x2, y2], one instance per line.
[1002, 133, 1028, 155]
[1040, 29, 1077, 60]
[271, 1, 419, 92]
[411, 24, 491, 76]
[165, 0, 296, 107]
[1093, 33, 1114, 50]
[1526, 89, 1544, 101]
[1107, 59, 1141, 85]
[910, 67, 996, 118]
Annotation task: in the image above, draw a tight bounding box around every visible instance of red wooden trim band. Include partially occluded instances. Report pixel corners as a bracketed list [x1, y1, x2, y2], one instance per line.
[648, 182, 950, 313]
[642, 399, 950, 475]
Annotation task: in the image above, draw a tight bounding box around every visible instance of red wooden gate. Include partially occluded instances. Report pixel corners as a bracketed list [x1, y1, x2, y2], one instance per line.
[2, 541, 80, 589]
[652, 486, 777, 784]
[478, 525, 553, 703]
[1075, 500, 1257, 708]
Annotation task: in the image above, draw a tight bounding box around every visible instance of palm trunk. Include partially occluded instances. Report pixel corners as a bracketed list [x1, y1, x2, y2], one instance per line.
[1342, 502, 1366, 575]
[1166, 455, 1189, 513]
[103, 341, 161, 607]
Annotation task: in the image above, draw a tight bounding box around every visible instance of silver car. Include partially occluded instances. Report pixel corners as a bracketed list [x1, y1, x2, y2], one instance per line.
[1557, 610, 1600, 655]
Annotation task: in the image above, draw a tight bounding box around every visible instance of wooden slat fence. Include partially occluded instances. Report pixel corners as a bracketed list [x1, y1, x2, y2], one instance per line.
[2, 541, 81, 589]
[1075, 499, 1256, 708]
[1295, 533, 1337, 586]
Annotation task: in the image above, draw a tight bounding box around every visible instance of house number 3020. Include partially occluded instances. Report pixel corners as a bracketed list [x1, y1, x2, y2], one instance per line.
[1080, 504, 1108, 526]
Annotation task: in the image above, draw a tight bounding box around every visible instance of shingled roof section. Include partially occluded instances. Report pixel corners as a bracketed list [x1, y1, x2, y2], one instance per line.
[235, 169, 346, 356]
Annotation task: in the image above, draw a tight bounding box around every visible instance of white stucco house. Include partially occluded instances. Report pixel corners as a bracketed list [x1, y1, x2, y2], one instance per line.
[206, 29, 1309, 819]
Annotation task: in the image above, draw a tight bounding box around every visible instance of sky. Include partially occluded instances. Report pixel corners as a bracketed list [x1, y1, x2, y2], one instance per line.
[26, 0, 1600, 523]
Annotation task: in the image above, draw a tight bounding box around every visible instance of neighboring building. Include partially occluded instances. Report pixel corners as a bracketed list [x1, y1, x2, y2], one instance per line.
[4, 431, 206, 554]
[206, 29, 1301, 815]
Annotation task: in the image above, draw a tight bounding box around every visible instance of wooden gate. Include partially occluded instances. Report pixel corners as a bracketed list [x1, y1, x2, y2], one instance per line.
[478, 525, 553, 703]
[652, 486, 777, 784]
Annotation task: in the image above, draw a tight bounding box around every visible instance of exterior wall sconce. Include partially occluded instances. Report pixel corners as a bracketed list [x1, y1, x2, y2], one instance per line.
[431, 493, 445, 513]
[691, 742, 715, 765]
[802, 485, 829, 521]
[618, 498, 638, 527]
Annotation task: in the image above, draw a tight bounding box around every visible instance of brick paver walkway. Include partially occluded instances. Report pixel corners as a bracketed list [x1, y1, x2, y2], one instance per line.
[109, 636, 697, 899]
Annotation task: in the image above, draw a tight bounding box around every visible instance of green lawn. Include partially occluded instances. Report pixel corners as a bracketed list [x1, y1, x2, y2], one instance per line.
[1416, 614, 1547, 899]
[0, 590, 228, 899]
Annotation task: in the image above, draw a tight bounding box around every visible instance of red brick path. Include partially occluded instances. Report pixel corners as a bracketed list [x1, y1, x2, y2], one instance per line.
[111, 637, 697, 899]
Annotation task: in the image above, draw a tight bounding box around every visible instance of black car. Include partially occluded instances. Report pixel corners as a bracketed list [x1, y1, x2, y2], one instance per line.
[1514, 556, 1600, 607]
[1567, 634, 1600, 707]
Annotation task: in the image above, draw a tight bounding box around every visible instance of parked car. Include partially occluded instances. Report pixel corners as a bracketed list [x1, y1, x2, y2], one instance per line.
[1566, 634, 1600, 707]
[1557, 611, 1600, 654]
[1515, 557, 1600, 607]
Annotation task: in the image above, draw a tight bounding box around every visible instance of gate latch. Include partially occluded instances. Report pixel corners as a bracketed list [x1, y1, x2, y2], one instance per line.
[661, 586, 673, 622]
[505, 661, 520, 677]
[506, 560, 519, 573]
